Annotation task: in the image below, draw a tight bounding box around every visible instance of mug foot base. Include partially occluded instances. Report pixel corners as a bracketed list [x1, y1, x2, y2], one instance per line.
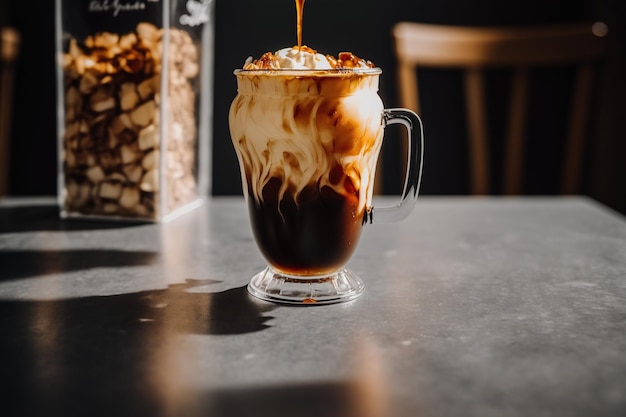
[247, 266, 365, 305]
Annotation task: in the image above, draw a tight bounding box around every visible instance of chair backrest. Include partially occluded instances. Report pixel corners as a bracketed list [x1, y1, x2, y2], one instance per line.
[0, 27, 21, 196]
[392, 21, 608, 195]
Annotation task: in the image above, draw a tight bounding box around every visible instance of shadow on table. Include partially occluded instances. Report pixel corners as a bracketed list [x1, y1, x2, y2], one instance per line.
[188, 381, 386, 417]
[0, 280, 279, 416]
[0, 249, 159, 281]
[7, 380, 385, 417]
[0, 204, 149, 233]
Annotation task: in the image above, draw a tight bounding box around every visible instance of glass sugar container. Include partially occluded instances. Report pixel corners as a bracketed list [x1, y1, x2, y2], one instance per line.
[55, 0, 214, 222]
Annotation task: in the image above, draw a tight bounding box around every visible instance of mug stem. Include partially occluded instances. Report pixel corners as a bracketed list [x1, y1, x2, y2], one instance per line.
[247, 266, 365, 305]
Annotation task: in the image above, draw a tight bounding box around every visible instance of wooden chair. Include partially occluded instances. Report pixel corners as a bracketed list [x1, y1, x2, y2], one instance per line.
[392, 21, 608, 195]
[0, 27, 20, 196]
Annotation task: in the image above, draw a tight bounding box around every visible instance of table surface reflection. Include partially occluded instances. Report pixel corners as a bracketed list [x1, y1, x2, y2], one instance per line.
[1, 196, 625, 417]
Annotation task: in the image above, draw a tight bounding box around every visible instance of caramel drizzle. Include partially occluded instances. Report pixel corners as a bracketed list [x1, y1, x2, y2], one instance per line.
[295, 0, 305, 50]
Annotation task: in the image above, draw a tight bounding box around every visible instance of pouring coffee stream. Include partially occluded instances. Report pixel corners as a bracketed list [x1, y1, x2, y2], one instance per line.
[296, 0, 305, 50]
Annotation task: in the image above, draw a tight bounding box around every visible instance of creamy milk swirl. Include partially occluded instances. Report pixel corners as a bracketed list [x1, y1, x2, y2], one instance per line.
[229, 68, 384, 218]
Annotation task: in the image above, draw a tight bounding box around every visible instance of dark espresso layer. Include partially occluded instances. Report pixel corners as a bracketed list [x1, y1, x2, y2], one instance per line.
[247, 177, 364, 276]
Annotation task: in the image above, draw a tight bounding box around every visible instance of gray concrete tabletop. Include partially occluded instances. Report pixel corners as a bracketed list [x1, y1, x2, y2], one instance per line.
[0, 195, 625, 417]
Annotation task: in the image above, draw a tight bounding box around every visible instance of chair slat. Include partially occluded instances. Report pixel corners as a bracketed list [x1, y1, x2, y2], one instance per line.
[464, 69, 490, 194]
[504, 68, 530, 195]
[562, 63, 595, 194]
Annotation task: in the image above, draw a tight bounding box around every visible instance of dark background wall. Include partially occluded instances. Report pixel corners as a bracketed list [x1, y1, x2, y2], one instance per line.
[3, 0, 626, 214]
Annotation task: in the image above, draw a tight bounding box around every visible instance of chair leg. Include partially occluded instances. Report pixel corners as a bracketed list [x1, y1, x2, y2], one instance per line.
[0, 63, 16, 196]
[561, 63, 593, 195]
[0, 27, 20, 196]
[504, 69, 530, 195]
[464, 69, 490, 195]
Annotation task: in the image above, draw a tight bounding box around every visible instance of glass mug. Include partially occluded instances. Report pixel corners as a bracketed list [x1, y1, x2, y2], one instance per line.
[229, 68, 423, 305]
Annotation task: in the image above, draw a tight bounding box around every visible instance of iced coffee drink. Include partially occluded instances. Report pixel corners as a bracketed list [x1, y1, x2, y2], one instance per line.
[230, 47, 382, 276]
[229, 45, 423, 305]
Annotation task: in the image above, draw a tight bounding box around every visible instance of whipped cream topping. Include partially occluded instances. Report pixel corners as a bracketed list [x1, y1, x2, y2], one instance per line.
[243, 46, 375, 70]
[274, 47, 333, 69]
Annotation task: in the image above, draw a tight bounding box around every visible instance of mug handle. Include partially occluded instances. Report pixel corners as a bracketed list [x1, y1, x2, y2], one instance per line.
[366, 108, 424, 224]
